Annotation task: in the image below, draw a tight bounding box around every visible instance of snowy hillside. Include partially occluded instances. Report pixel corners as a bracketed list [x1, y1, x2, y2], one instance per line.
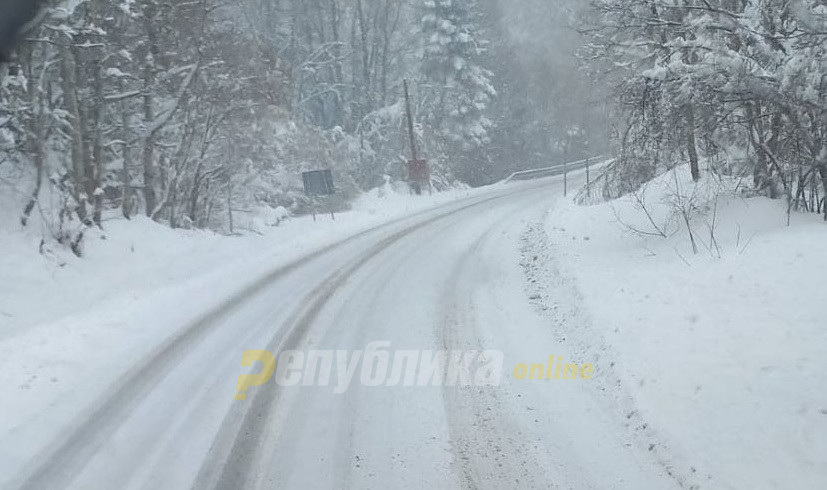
[532, 166, 827, 488]
[0, 178, 474, 333]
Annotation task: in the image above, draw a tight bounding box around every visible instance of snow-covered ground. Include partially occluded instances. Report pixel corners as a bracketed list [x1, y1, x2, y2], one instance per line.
[2, 164, 824, 489]
[0, 179, 485, 484]
[3, 171, 681, 490]
[531, 165, 827, 489]
[0, 179, 473, 335]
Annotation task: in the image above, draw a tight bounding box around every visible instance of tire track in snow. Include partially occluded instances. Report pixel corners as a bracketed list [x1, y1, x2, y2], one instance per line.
[197, 193, 529, 489]
[436, 207, 556, 490]
[9, 179, 566, 490]
[11, 189, 521, 490]
[202, 222, 437, 489]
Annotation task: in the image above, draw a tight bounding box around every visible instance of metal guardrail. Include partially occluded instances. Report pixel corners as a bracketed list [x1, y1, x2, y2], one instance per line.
[501, 156, 606, 184]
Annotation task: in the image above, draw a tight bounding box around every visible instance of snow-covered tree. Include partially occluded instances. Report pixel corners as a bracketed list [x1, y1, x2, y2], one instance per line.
[418, 0, 496, 149]
[583, 0, 826, 215]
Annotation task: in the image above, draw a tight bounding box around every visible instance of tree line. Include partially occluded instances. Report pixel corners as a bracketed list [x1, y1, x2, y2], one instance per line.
[9, 0, 814, 257]
[6, 0, 594, 253]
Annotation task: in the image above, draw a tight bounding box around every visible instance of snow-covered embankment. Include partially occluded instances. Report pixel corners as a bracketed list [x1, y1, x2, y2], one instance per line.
[534, 166, 827, 488]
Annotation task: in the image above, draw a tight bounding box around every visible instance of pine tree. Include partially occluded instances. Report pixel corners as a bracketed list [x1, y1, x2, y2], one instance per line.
[418, 0, 496, 149]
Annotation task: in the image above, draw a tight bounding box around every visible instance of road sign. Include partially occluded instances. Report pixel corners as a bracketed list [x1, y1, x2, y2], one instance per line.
[302, 169, 335, 196]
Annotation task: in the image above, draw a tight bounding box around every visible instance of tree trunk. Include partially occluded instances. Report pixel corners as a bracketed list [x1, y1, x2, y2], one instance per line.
[60, 45, 91, 224]
[142, 57, 157, 216]
[188, 162, 203, 224]
[21, 140, 44, 227]
[819, 164, 827, 221]
[21, 45, 45, 227]
[227, 182, 233, 234]
[91, 61, 105, 228]
[685, 103, 700, 182]
[121, 96, 133, 219]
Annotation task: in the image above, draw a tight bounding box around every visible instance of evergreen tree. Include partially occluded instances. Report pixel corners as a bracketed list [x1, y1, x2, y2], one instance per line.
[418, 0, 496, 150]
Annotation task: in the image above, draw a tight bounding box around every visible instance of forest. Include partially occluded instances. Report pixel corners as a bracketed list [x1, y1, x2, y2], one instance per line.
[0, 0, 823, 254]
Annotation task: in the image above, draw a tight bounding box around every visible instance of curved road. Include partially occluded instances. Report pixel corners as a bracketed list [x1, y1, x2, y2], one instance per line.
[11, 177, 676, 489]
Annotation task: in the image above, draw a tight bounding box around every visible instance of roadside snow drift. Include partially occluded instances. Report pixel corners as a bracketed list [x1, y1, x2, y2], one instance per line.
[544, 165, 827, 489]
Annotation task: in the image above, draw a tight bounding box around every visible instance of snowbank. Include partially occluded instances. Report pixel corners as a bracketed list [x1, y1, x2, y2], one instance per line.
[544, 165, 827, 488]
[0, 179, 481, 481]
[0, 180, 477, 334]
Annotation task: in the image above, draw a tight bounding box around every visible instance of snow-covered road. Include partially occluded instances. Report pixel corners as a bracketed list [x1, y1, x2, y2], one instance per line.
[9, 177, 675, 489]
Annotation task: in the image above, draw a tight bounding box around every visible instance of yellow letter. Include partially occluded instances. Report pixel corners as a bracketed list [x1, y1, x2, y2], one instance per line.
[513, 363, 528, 380]
[554, 356, 563, 379]
[235, 350, 276, 400]
[579, 363, 594, 380]
[529, 363, 545, 380]
[563, 363, 578, 380]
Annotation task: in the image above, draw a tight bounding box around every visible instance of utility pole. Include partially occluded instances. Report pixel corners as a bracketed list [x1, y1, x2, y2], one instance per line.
[404, 79, 418, 164]
[403, 79, 429, 195]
